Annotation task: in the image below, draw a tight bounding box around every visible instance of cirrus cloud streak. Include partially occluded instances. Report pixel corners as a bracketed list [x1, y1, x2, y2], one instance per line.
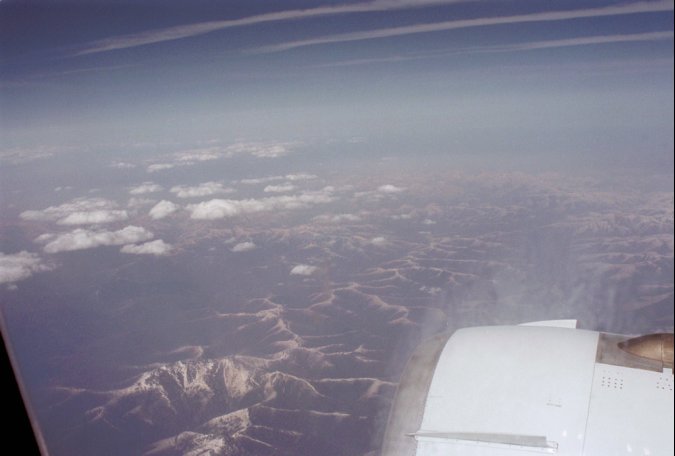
[252, 1, 674, 53]
[74, 0, 465, 56]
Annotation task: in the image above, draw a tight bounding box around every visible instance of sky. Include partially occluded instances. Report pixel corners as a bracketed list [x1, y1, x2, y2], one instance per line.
[0, 0, 673, 166]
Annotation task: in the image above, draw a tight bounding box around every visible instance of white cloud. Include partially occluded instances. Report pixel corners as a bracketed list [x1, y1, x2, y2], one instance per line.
[0, 146, 55, 164]
[20, 198, 128, 225]
[142, 142, 299, 175]
[237, 172, 319, 186]
[121, 239, 172, 256]
[264, 184, 295, 193]
[422, 218, 437, 225]
[0, 145, 81, 164]
[225, 141, 297, 158]
[40, 226, 154, 254]
[187, 188, 335, 220]
[56, 210, 129, 225]
[188, 199, 263, 219]
[238, 176, 284, 185]
[129, 182, 163, 195]
[149, 200, 179, 220]
[110, 161, 136, 169]
[34, 233, 55, 244]
[290, 264, 318, 276]
[0, 251, 51, 284]
[174, 147, 223, 163]
[314, 213, 361, 223]
[127, 197, 157, 209]
[147, 163, 175, 173]
[285, 173, 317, 181]
[421, 285, 442, 295]
[371, 236, 388, 246]
[21, 197, 115, 221]
[231, 241, 256, 252]
[378, 184, 405, 193]
[170, 182, 234, 198]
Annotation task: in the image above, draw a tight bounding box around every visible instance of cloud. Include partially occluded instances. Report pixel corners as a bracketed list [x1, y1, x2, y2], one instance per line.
[0, 251, 52, 284]
[238, 173, 315, 185]
[354, 184, 406, 202]
[285, 173, 318, 181]
[144, 142, 297, 175]
[74, 0, 462, 56]
[120, 240, 172, 256]
[290, 264, 318, 276]
[20, 197, 128, 225]
[391, 213, 413, 220]
[0, 145, 77, 164]
[110, 161, 136, 169]
[316, 31, 675, 68]
[187, 199, 253, 220]
[129, 182, 163, 195]
[264, 184, 295, 193]
[314, 213, 362, 223]
[481, 31, 675, 53]
[378, 184, 405, 193]
[225, 141, 297, 158]
[170, 182, 235, 199]
[38, 226, 154, 253]
[149, 200, 179, 220]
[231, 241, 256, 252]
[371, 236, 388, 246]
[187, 187, 335, 220]
[313, 55, 414, 68]
[21, 198, 116, 221]
[174, 147, 223, 163]
[56, 210, 129, 225]
[238, 176, 284, 185]
[252, 1, 674, 53]
[147, 163, 176, 173]
[128, 197, 157, 209]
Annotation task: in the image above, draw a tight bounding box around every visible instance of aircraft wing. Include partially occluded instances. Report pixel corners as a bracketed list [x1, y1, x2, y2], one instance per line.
[381, 322, 674, 455]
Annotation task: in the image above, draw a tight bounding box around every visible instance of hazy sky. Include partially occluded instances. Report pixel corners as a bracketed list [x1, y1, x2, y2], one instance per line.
[1, 0, 673, 166]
